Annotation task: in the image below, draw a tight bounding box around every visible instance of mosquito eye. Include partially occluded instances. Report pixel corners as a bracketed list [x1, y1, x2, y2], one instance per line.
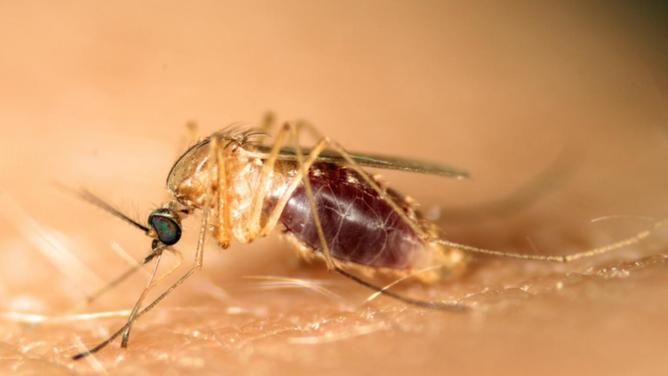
[148, 210, 182, 245]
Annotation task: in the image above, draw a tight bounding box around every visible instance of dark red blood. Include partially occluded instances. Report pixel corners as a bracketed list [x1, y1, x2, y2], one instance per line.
[279, 162, 425, 269]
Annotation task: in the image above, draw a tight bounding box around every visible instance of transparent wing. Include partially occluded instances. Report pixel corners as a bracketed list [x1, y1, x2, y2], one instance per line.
[254, 145, 470, 179]
[168, 137, 470, 193]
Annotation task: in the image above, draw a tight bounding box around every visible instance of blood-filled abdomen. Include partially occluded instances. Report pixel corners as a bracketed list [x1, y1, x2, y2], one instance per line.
[279, 162, 425, 269]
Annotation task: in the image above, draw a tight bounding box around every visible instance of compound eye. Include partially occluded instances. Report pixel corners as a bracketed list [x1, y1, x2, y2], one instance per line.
[148, 209, 182, 245]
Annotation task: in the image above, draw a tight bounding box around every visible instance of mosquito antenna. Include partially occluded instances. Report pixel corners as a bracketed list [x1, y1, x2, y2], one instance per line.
[67, 188, 150, 233]
[334, 268, 470, 312]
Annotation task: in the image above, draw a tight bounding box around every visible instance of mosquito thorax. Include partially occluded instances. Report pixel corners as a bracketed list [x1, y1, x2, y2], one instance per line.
[148, 208, 182, 245]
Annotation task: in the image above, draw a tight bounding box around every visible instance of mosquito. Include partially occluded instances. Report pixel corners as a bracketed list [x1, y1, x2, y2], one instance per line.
[71, 115, 665, 360]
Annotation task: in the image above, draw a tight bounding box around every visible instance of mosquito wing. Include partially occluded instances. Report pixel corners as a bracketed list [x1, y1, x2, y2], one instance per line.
[168, 137, 470, 193]
[254, 145, 470, 179]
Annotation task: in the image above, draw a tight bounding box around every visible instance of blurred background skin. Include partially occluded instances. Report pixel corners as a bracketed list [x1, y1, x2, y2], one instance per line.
[1, 1, 667, 375]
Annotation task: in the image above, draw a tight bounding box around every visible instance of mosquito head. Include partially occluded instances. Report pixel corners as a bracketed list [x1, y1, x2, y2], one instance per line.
[148, 208, 182, 245]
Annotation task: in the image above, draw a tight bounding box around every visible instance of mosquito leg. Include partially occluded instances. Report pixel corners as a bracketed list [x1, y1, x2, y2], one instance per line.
[210, 135, 233, 248]
[118, 244, 184, 348]
[245, 120, 334, 268]
[120, 243, 166, 348]
[256, 133, 329, 239]
[436, 219, 666, 262]
[153, 246, 184, 284]
[334, 268, 469, 311]
[72, 267, 202, 360]
[247, 123, 292, 238]
[286, 122, 337, 269]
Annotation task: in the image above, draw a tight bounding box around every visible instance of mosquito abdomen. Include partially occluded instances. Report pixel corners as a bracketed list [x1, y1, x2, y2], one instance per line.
[279, 162, 426, 269]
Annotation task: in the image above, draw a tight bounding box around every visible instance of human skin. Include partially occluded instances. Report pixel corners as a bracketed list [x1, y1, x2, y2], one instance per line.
[1, 1, 667, 375]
